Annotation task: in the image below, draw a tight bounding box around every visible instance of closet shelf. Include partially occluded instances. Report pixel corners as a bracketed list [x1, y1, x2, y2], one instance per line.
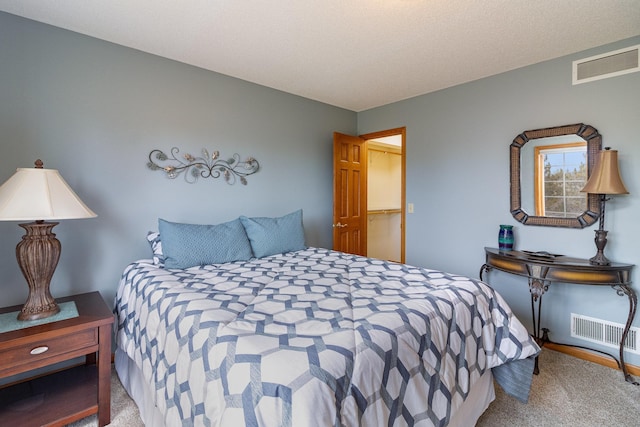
[367, 208, 402, 215]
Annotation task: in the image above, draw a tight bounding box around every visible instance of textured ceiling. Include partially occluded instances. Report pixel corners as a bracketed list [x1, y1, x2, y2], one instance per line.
[1, 0, 639, 111]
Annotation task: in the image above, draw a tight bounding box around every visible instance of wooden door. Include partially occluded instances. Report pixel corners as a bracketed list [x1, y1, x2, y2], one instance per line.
[333, 132, 367, 255]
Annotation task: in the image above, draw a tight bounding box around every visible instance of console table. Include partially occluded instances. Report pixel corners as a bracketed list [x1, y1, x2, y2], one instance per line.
[479, 247, 636, 384]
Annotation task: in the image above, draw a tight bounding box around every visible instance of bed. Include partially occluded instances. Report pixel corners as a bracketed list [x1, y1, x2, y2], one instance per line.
[114, 213, 539, 426]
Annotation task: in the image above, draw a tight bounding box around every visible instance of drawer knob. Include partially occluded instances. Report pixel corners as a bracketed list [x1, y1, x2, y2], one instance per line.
[30, 346, 49, 355]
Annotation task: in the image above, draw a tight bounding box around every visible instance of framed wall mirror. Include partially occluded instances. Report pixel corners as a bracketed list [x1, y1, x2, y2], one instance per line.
[510, 123, 602, 228]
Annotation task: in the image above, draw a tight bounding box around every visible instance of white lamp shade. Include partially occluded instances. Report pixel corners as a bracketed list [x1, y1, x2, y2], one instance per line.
[0, 167, 96, 221]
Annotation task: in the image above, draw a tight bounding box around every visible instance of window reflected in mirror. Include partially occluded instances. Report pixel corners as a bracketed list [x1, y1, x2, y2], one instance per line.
[534, 142, 587, 217]
[510, 123, 601, 228]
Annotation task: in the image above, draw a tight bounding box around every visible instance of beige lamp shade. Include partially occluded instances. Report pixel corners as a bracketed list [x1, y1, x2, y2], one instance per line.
[0, 166, 96, 221]
[580, 148, 629, 195]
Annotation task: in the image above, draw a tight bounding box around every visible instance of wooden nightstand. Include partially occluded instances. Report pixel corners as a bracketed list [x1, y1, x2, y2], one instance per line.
[0, 291, 114, 427]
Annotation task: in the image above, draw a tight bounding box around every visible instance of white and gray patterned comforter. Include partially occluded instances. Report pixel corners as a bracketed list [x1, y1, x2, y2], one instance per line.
[115, 247, 539, 427]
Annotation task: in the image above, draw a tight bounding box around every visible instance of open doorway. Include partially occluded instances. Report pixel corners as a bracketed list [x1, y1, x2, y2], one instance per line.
[332, 128, 405, 263]
[365, 133, 403, 262]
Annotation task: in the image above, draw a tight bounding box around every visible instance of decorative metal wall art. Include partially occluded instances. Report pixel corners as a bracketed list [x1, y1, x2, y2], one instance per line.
[147, 148, 260, 184]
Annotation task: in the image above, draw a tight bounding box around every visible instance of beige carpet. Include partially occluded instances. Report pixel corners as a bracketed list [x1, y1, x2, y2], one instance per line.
[70, 348, 640, 426]
[478, 348, 640, 426]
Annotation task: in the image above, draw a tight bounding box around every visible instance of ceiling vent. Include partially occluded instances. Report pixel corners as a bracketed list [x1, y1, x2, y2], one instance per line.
[573, 44, 639, 85]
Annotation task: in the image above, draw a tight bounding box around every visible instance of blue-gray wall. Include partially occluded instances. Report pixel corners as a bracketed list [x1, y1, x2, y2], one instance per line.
[0, 12, 355, 308]
[2, 11, 639, 367]
[358, 36, 640, 366]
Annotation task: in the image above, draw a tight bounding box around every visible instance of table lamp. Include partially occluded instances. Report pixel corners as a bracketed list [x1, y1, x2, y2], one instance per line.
[580, 147, 628, 265]
[0, 160, 96, 320]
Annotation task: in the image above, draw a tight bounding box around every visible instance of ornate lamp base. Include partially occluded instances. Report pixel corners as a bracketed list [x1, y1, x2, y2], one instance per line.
[16, 221, 61, 321]
[589, 229, 611, 266]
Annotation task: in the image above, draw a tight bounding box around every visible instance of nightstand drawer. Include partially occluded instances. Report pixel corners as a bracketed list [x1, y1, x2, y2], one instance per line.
[0, 328, 97, 369]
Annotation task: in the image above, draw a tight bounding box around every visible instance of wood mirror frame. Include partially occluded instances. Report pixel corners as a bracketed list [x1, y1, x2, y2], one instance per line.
[510, 123, 602, 228]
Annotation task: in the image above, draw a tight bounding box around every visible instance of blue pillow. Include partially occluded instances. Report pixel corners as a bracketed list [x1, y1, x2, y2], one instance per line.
[239, 210, 306, 258]
[158, 218, 253, 269]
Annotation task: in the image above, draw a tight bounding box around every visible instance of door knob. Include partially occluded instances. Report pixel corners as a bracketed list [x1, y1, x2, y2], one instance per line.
[333, 222, 347, 228]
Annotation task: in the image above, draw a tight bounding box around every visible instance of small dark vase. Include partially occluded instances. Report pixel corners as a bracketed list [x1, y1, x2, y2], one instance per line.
[498, 225, 514, 251]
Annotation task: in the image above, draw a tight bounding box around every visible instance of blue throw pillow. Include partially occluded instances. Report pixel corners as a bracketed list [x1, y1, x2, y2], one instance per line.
[239, 209, 306, 258]
[158, 218, 253, 269]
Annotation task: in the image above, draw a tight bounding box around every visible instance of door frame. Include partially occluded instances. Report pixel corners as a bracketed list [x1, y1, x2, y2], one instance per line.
[361, 127, 406, 263]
